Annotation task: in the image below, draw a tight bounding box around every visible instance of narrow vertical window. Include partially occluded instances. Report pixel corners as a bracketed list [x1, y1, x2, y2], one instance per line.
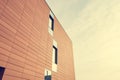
[52, 40, 58, 72]
[49, 15, 54, 31]
[0, 67, 5, 80]
[48, 11, 54, 36]
[53, 46, 58, 64]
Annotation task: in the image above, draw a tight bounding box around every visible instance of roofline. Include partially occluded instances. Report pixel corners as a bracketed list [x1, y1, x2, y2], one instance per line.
[44, 0, 73, 44]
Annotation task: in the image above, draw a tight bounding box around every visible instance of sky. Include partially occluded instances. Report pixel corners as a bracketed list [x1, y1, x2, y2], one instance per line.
[46, 0, 120, 80]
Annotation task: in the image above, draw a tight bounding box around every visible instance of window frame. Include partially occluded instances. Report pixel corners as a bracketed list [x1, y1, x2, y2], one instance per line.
[44, 69, 52, 80]
[49, 15, 54, 31]
[53, 46, 58, 64]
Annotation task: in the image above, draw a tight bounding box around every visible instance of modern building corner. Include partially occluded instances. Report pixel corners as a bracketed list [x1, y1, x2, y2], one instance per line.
[0, 0, 75, 80]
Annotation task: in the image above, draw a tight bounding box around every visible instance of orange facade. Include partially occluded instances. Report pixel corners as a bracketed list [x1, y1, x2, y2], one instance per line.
[0, 0, 75, 80]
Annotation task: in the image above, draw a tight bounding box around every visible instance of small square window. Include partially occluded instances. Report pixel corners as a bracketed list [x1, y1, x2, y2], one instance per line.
[45, 75, 51, 80]
[44, 69, 52, 80]
[0, 66, 5, 80]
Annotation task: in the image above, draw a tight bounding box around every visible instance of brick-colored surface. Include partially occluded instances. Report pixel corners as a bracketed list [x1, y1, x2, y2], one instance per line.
[0, 0, 75, 80]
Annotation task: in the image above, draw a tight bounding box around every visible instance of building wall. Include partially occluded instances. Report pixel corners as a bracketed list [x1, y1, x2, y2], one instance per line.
[0, 0, 75, 80]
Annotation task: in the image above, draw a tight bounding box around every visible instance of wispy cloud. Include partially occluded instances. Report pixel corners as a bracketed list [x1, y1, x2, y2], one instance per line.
[46, 0, 90, 30]
[69, 0, 120, 80]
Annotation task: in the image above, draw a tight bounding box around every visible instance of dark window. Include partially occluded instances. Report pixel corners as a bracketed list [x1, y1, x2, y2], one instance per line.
[49, 15, 54, 31]
[45, 75, 51, 80]
[53, 46, 58, 64]
[0, 67, 5, 79]
[44, 71, 51, 80]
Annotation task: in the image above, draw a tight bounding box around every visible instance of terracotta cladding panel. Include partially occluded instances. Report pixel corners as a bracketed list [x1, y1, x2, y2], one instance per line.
[0, 30, 14, 44]
[11, 46, 27, 59]
[0, 41, 11, 52]
[22, 73, 35, 80]
[21, 12, 34, 25]
[6, 63, 24, 73]
[0, 52, 10, 65]
[0, 19, 18, 36]
[0, 53, 9, 67]
[2, 75, 23, 80]
[0, 53, 9, 62]
[0, 0, 75, 80]
[0, 60, 7, 67]
[25, 64, 37, 72]
[4, 69, 22, 78]
[0, 23, 16, 37]
[8, 58, 25, 68]
[6, 0, 25, 18]
[53, 17, 75, 80]
[0, 18, 17, 33]
[4, 6, 21, 21]
[13, 37, 28, 50]
[0, 34, 14, 50]
[0, 0, 8, 14]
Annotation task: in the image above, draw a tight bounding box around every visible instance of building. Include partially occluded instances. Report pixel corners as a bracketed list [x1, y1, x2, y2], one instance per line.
[0, 0, 75, 80]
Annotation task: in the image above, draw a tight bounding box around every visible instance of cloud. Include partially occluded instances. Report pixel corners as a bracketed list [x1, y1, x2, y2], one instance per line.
[46, 0, 120, 80]
[70, 0, 120, 80]
[46, 0, 90, 31]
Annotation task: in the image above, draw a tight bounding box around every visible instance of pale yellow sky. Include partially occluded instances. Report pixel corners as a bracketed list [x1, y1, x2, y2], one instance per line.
[46, 0, 120, 80]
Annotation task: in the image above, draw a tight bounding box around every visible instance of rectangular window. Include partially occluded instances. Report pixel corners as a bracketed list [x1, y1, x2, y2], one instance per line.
[53, 46, 58, 64]
[0, 67, 5, 80]
[45, 75, 51, 80]
[44, 69, 52, 80]
[49, 15, 54, 31]
[52, 40, 58, 72]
